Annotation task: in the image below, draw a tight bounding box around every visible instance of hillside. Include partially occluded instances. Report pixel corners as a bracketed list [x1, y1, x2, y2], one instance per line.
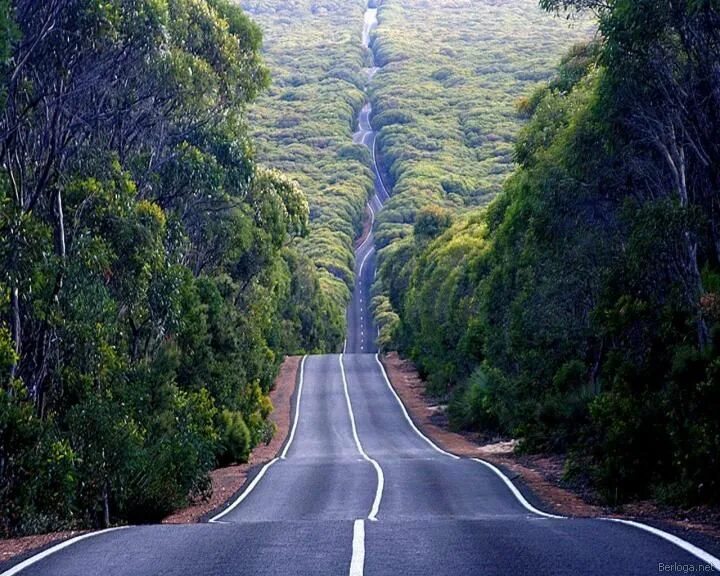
[244, 0, 374, 338]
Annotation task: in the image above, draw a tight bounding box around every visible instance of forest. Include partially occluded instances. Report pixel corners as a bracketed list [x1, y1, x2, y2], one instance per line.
[370, 0, 592, 240]
[0, 0, 341, 536]
[376, 0, 720, 506]
[369, 0, 592, 346]
[2, 0, 718, 542]
[245, 0, 375, 330]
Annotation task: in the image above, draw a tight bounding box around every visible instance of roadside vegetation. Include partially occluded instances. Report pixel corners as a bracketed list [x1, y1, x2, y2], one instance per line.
[245, 0, 374, 331]
[378, 0, 720, 507]
[370, 0, 593, 251]
[0, 0, 340, 536]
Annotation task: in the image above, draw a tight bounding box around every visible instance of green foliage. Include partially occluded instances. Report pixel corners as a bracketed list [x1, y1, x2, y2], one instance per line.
[370, 294, 400, 352]
[381, 0, 720, 507]
[413, 206, 452, 247]
[447, 367, 499, 433]
[0, 0, 340, 535]
[371, 0, 593, 251]
[216, 409, 252, 466]
[0, 384, 77, 535]
[245, 0, 374, 341]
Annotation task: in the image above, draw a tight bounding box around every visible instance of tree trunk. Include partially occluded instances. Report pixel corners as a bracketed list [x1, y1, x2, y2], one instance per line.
[9, 285, 20, 382]
[686, 236, 710, 350]
[52, 187, 66, 300]
[102, 481, 110, 528]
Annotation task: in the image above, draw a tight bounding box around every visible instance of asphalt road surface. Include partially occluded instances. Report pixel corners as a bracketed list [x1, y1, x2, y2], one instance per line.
[4, 3, 720, 575]
[6, 353, 719, 575]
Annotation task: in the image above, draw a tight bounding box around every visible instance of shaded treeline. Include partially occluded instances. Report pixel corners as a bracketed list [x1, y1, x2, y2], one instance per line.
[245, 0, 375, 327]
[366, 0, 592, 347]
[0, 0, 337, 536]
[376, 0, 720, 505]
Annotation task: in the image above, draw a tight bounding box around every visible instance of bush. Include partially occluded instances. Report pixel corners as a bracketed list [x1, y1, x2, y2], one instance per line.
[0, 385, 78, 537]
[216, 410, 252, 466]
[447, 367, 499, 433]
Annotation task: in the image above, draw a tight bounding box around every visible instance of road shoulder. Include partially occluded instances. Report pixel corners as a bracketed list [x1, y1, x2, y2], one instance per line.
[0, 355, 303, 567]
[379, 351, 720, 551]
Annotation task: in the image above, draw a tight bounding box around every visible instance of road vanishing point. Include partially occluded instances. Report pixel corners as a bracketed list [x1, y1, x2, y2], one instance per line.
[3, 3, 720, 575]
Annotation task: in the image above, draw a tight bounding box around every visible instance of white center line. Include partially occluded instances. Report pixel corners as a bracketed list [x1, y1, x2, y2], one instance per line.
[339, 354, 384, 521]
[349, 519, 365, 576]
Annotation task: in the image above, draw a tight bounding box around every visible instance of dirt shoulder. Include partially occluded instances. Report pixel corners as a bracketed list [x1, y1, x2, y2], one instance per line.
[164, 354, 301, 523]
[0, 355, 302, 564]
[380, 351, 720, 545]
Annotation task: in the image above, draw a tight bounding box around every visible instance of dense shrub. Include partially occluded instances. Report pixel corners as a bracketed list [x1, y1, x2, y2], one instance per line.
[378, 1, 720, 506]
[0, 0, 341, 535]
[216, 410, 253, 467]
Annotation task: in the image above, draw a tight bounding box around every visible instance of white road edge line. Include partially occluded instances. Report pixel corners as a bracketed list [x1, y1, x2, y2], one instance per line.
[372, 136, 390, 200]
[357, 246, 374, 280]
[208, 457, 279, 523]
[604, 518, 720, 570]
[356, 201, 376, 254]
[0, 527, 128, 576]
[375, 346, 720, 562]
[209, 355, 308, 523]
[376, 353, 720, 565]
[470, 458, 564, 519]
[374, 354, 459, 460]
[349, 519, 365, 576]
[281, 355, 308, 459]
[339, 354, 384, 521]
[473, 461, 720, 565]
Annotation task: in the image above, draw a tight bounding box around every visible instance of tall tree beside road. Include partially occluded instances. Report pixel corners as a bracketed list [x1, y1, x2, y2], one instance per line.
[380, 0, 720, 506]
[0, 0, 335, 536]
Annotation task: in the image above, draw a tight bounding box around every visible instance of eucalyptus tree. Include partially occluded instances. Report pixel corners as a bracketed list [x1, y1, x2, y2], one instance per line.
[0, 0, 325, 535]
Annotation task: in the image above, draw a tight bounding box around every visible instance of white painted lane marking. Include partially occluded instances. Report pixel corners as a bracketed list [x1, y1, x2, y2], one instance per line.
[339, 354, 384, 521]
[281, 355, 307, 459]
[473, 460, 720, 565]
[356, 201, 376, 254]
[470, 458, 564, 519]
[371, 137, 390, 200]
[374, 354, 459, 460]
[0, 527, 128, 576]
[604, 519, 720, 570]
[209, 355, 308, 522]
[349, 519, 365, 576]
[209, 458, 279, 523]
[357, 247, 373, 280]
[375, 348, 720, 562]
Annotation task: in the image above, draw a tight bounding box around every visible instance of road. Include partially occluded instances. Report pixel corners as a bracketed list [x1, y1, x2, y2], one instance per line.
[345, 99, 382, 355]
[3, 2, 720, 575]
[346, 6, 387, 355]
[6, 353, 719, 575]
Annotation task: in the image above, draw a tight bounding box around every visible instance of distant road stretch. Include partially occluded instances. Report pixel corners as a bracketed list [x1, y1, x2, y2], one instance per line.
[4, 2, 720, 574]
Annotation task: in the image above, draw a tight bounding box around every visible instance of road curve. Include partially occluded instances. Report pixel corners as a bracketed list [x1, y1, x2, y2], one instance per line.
[6, 351, 718, 575]
[3, 2, 720, 575]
